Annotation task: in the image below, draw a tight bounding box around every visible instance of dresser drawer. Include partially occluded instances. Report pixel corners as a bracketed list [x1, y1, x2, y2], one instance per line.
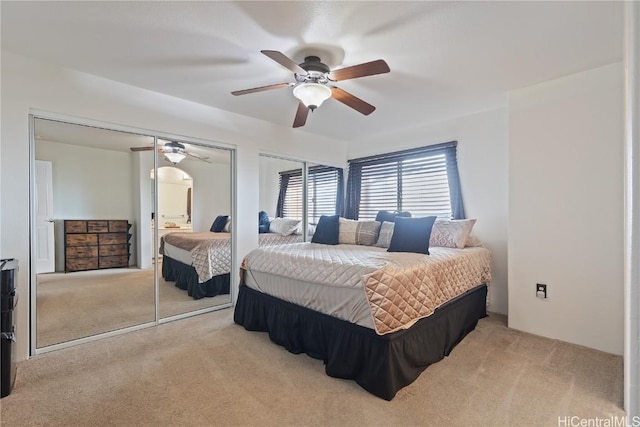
[99, 255, 128, 269]
[99, 244, 128, 256]
[66, 246, 98, 258]
[87, 221, 109, 233]
[66, 258, 99, 272]
[108, 220, 129, 232]
[65, 220, 87, 233]
[98, 233, 127, 245]
[66, 234, 98, 246]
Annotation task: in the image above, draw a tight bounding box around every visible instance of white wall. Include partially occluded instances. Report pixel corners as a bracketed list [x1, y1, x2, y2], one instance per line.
[35, 140, 136, 271]
[259, 156, 305, 218]
[133, 151, 154, 270]
[0, 51, 347, 360]
[348, 108, 509, 315]
[508, 62, 624, 355]
[180, 160, 231, 233]
[157, 168, 192, 226]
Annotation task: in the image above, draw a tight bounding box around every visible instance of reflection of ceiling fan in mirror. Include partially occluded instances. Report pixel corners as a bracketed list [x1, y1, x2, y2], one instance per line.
[232, 50, 390, 128]
[129, 141, 211, 164]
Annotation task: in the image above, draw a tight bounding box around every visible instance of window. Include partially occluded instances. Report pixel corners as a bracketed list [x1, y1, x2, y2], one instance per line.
[276, 166, 343, 222]
[307, 166, 343, 224]
[278, 170, 303, 219]
[344, 141, 465, 220]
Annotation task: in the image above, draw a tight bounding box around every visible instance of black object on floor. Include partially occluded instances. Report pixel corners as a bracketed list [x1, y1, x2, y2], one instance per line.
[1, 258, 18, 398]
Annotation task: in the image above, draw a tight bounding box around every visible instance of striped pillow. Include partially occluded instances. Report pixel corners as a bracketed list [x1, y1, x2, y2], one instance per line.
[375, 221, 395, 248]
[338, 218, 381, 246]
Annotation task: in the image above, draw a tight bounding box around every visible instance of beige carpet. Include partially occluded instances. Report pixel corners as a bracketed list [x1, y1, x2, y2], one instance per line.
[0, 310, 624, 426]
[37, 265, 231, 347]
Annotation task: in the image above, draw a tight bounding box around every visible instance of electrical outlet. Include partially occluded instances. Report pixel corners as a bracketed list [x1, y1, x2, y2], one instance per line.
[536, 283, 547, 299]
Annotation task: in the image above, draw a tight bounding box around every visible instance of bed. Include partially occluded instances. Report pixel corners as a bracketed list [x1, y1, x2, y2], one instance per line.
[233, 242, 492, 400]
[160, 231, 303, 299]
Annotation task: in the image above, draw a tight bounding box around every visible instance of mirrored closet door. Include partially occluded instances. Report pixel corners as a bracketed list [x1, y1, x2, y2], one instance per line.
[307, 163, 344, 228]
[258, 155, 344, 242]
[157, 142, 232, 319]
[32, 117, 234, 351]
[259, 155, 307, 242]
[33, 118, 156, 348]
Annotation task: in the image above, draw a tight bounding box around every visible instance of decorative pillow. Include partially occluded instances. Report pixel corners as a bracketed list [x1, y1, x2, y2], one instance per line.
[210, 215, 229, 232]
[311, 215, 340, 245]
[223, 217, 232, 232]
[375, 210, 412, 223]
[465, 234, 484, 247]
[258, 211, 270, 234]
[338, 218, 381, 246]
[268, 217, 301, 235]
[293, 222, 316, 235]
[375, 221, 395, 248]
[388, 216, 437, 254]
[429, 219, 476, 249]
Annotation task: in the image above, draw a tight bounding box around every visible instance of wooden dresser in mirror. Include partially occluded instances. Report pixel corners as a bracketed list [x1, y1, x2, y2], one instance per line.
[64, 220, 131, 272]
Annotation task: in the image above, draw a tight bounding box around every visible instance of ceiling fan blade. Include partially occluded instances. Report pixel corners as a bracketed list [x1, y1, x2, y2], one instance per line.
[261, 50, 308, 76]
[231, 82, 293, 96]
[130, 146, 155, 152]
[330, 87, 376, 115]
[293, 101, 309, 128]
[328, 59, 390, 81]
[185, 152, 212, 163]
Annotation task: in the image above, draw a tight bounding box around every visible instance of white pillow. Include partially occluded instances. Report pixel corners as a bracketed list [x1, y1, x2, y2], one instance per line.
[300, 223, 317, 235]
[429, 219, 476, 249]
[269, 217, 301, 235]
[223, 217, 231, 232]
[293, 222, 317, 235]
[375, 221, 395, 248]
[465, 234, 484, 247]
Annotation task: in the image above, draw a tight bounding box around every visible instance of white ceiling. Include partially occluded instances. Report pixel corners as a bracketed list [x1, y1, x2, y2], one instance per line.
[2, 1, 623, 141]
[34, 118, 231, 165]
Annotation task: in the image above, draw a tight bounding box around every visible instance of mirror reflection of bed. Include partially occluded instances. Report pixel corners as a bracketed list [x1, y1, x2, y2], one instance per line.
[155, 149, 233, 319]
[33, 117, 233, 349]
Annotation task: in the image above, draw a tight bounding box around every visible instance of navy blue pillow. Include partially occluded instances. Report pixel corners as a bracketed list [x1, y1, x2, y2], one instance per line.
[311, 215, 340, 245]
[375, 210, 412, 223]
[387, 216, 437, 254]
[210, 215, 229, 232]
[258, 211, 271, 234]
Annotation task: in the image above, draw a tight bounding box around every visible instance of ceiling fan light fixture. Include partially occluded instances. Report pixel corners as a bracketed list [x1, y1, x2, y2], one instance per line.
[293, 83, 332, 111]
[164, 152, 186, 164]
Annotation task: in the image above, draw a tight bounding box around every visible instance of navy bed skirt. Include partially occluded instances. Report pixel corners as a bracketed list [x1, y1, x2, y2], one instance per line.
[234, 283, 488, 400]
[162, 255, 230, 300]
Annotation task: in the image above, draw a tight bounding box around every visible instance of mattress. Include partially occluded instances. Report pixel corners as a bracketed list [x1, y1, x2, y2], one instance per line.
[162, 241, 192, 265]
[242, 243, 492, 334]
[244, 269, 375, 328]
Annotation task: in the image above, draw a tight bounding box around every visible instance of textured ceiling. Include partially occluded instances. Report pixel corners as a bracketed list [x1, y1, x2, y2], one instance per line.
[2, 1, 623, 141]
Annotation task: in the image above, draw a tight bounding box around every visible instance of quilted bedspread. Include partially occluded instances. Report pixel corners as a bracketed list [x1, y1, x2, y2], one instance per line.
[242, 243, 492, 335]
[258, 233, 303, 246]
[162, 232, 231, 283]
[161, 232, 304, 283]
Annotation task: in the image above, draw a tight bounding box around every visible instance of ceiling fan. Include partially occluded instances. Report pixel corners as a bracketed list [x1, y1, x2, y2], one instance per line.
[231, 50, 390, 128]
[129, 141, 211, 164]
